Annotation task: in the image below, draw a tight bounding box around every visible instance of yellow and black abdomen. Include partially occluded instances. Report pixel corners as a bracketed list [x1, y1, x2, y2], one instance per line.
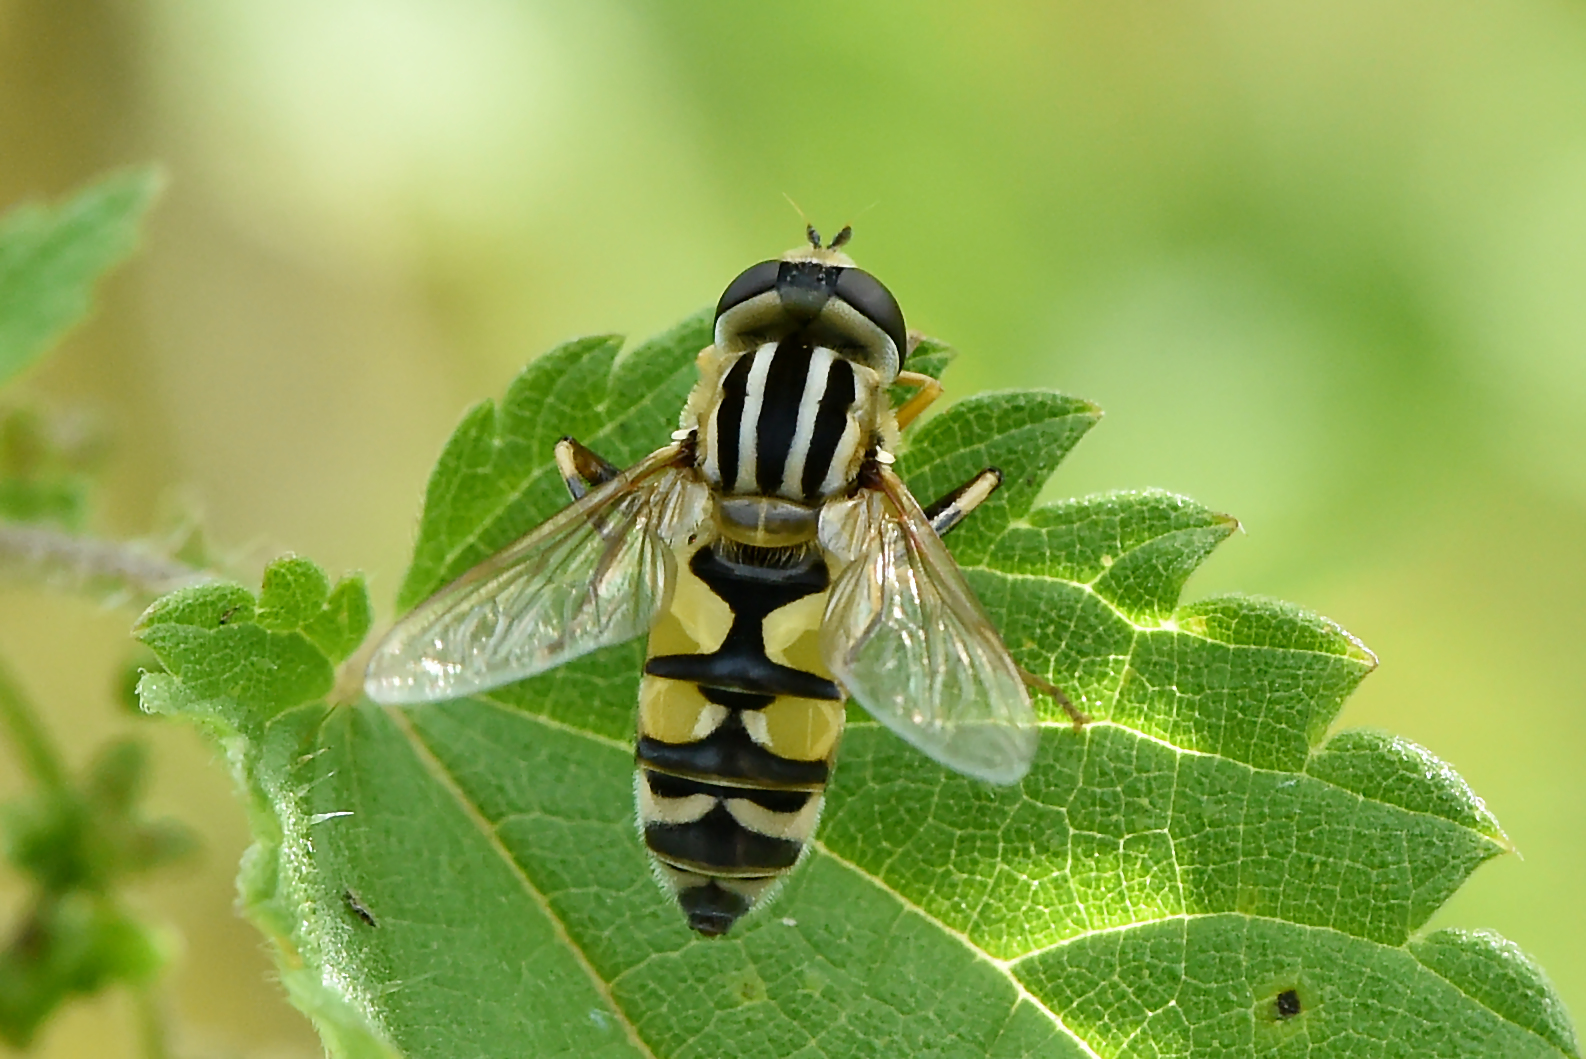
[635, 538, 845, 936]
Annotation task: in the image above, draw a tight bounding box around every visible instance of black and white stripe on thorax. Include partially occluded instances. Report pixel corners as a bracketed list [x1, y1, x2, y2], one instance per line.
[701, 336, 863, 504]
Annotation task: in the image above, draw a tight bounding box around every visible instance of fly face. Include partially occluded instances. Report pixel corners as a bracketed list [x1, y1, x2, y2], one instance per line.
[711, 238, 906, 380]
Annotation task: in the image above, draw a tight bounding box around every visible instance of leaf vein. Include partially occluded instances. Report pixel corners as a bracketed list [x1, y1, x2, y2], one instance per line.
[1410, 951, 1577, 1056]
[385, 706, 657, 1059]
[811, 840, 1103, 1059]
[474, 690, 635, 753]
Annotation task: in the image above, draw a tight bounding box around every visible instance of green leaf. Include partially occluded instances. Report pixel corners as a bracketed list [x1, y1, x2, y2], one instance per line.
[395, 311, 710, 610]
[0, 735, 194, 1048]
[3, 738, 198, 893]
[139, 322, 1577, 1058]
[134, 556, 374, 726]
[905, 335, 957, 381]
[0, 170, 161, 390]
[0, 400, 102, 528]
[256, 554, 373, 663]
[886, 335, 955, 408]
[1409, 929, 1579, 1057]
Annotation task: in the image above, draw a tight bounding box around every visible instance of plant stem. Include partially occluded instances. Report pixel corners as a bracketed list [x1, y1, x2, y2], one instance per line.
[132, 986, 173, 1059]
[0, 650, 67, 792]
[0, 521, 207, 600]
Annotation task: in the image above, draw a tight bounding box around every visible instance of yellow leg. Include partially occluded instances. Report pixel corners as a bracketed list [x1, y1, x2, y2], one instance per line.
[894, 371, 944, 430]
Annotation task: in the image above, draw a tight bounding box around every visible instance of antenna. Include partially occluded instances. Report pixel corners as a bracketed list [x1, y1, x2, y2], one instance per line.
[782, 195, 859, 251]
[831, 201, 879, 248]
[782, 193, 821, 248]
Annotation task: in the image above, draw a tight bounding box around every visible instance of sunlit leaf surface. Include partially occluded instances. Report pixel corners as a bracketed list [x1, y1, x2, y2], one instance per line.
[138, 316, 1577, 1058]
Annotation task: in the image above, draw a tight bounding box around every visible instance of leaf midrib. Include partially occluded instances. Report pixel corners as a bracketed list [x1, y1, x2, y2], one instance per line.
[384, 705, 659, 1059]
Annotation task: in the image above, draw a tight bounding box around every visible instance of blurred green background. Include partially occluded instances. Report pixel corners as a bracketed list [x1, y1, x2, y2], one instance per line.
[2, 0, 1583, 1054]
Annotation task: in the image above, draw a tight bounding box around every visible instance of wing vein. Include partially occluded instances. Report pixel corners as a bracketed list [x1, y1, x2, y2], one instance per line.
[367, 450, 703, 704]
[821, 474, 1038, 784]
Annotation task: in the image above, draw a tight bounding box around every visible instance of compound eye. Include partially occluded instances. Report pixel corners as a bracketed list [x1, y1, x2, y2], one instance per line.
[834, 268, 907, 363]
[715, 260, 780, 319]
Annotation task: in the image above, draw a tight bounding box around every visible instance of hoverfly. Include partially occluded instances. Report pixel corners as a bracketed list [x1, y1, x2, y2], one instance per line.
[364, 226, 1079, 937]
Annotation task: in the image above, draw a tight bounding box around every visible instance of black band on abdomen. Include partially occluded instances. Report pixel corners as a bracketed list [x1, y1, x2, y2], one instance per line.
[644, 651, 840, 700]
[644, 770, 814, 813]
[645, 541, 841, 699]
[645, 803, 803, 873]
[637, 711, 830, 788]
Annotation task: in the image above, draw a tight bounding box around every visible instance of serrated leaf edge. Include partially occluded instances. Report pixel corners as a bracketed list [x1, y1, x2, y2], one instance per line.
[136, 673, 405, 1056]
[899, 392, 1103, 481]
[135, 316, 1556, 1055]
[1409, 946, 1581, 1059]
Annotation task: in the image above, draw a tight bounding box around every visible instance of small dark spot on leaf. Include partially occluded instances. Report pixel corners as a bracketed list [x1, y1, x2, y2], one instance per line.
[723, 967, 767, 1005]
[344, 889, 377, 927]
[1276, 989, 1301, 1019]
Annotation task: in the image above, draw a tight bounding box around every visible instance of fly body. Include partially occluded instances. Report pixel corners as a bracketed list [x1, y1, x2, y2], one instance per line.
[365, 226, 1080, 936]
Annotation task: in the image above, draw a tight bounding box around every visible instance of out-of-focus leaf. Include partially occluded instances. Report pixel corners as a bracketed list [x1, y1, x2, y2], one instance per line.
[138, 321, 1577, 1058]
[0, 170, 161, 390]
[0, 734, 194, 1049]
[0, 168, 186, 1050]
[0, 405, 102, 528]
[0, 892, 171, 1048]
[2, 739, 198, 896]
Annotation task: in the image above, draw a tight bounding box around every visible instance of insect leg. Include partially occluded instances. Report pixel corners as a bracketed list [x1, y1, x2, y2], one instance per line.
[555, 435, 622, 501]
[922, 467, 1002, 537]
[921, 466, 1091, 732]
[893, 371, 944, 431]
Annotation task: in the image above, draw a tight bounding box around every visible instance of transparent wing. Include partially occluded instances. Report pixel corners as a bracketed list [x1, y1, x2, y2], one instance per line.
[365, 444, 707, 704]
[819, 465, 1038, 784]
